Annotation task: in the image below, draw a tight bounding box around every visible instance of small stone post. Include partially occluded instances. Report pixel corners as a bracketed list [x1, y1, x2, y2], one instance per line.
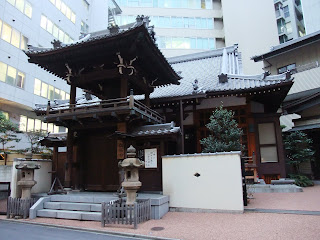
[118, 145, 144, 205]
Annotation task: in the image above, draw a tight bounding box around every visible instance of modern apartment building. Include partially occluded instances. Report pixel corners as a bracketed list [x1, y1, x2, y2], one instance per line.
[115, 0, 279, 74]
[274, 0, 306, 43]
[301, 0, 320, 35]
[0, 0, 112, 150]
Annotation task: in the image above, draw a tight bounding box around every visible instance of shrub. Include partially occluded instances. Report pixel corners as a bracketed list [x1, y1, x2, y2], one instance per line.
[289, 174, 314, 187]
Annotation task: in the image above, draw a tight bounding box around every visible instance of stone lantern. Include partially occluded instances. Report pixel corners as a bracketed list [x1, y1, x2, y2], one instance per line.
[15, 152, 41, 199]
[118, 145, 144, 205]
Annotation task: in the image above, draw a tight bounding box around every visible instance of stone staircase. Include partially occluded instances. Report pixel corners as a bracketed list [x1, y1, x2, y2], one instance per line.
[30, 195, 117, 221]
[30, 193, 169, 221]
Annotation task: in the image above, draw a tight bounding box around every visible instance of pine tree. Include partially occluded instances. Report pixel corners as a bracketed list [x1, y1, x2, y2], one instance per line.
[200, 106, 243, 153]
[0, 112, 21, 152]
[283, 131, 315, 174]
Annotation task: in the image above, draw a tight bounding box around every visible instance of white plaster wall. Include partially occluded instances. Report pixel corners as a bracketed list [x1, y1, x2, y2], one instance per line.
[11, 159, 52, 198]
[221, 0, 279, 74]
[162, 152, 244, 212]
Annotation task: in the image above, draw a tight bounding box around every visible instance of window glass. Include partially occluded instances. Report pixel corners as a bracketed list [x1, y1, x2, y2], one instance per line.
[286, 22, 292, 34]
[0, 62, 7, 82]
[48, 85, 54, 100]
[54, 88, 61, 99]
[41, 82, 48, 98]
[207, 18, 213, 29]
[260, 146, 278, 163]
[47, 123, 54, 133]
[7, 0, 15, 6]
[60, 90, 66, 100]
[195, 18, 201, 29]
[16, 72, 24, 88]
[46, 19, 53, 34]
[66, 7, 71, 19]
[6, 66, 16, 85]
[19, 115, 27, 132]
[202, 38, 208, 49]
[53, 25, 59, 38]
[61, 2, 67, 14]
[0, 20, 2, 34]
[201, 18, 207, 29]
[41, 122, 48, 131]
[205, 0, 212, 9]
[16, 0, 24, 12]
[190, 38, 196, 49]
[258, 123, 276, 144]
[54, 125, 59, 133]
[20, 35, 28, 50]
[209, 38, 215, 49]
[56, 0, 61, 9]
[1, 23, 12, 43]
[65, 93, 70, 100]
[58, 29, 64, 42]
[283, 6, 290, 18]
[50, 0, 55, 4]
[34, 78, 41, 95]
[34, 119, 41, 131]
[71, 12, 76, 23]
[40, 15, 47, 29]
[24, 2, 32, 18]
[27, 118, 34, 131]
[11, 29, 20, 48]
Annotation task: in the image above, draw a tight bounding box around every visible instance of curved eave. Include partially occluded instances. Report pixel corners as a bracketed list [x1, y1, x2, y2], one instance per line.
[25, 24, 180, 86]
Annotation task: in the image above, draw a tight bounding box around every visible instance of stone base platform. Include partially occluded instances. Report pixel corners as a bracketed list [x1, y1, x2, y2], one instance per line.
[30, 191, 169, 221]
[247, 184, 303, 193]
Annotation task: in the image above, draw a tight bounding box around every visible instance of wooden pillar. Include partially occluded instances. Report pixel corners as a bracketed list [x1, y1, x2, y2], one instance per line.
[70, 84, 76, 105]
[120, 76, 128, 98]
[179, 100, 184, 154]
[53, 146, 58, 173]
[65, 129, 74, 188]
[145, 92, 150, 107]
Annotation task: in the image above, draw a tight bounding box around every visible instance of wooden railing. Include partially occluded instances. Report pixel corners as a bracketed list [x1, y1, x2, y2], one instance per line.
[7, 197, 36, 219]
[45, 95, 164, 124]
[101, 199, 151, 229]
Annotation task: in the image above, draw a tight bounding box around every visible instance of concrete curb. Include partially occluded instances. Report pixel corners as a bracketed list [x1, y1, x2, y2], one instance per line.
[0, 219, 180, 240]
[245, 208, 320, 215]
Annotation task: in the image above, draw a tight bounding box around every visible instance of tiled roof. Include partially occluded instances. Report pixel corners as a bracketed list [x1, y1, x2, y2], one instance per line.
[130, 122, 181, 137]
[147, 46, 291, 100]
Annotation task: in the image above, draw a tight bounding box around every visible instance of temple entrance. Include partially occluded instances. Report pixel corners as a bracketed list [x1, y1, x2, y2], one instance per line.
[82, 130, 118, 191]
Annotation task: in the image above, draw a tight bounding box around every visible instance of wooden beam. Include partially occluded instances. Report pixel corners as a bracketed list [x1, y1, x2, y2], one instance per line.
[180, 100, 184, 154]
[93, 114, 103, 123]
[65, 129, 74, 188]
[74, 68, 119, 85]
[70, 84, 76, 105]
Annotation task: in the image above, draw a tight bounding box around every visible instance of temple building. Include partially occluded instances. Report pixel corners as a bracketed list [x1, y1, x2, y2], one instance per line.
[25, 16, 293, 191]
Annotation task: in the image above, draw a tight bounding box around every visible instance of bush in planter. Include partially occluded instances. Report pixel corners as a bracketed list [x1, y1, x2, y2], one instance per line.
[289, 174, 314, 187]
[200, 105, 243, 153]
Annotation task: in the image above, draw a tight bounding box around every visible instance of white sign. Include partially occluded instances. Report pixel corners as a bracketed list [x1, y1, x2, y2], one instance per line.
[144, 148, 157, 168]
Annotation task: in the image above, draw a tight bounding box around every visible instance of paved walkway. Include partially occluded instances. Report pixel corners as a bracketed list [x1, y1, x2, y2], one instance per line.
[1, 185, 320, 240]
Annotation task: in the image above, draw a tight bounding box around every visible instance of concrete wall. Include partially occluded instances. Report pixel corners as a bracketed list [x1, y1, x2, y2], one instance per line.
[222, 0, 279, 74]
[162, 152, 244, 213]
[11, 158, 52, 198]
[0, 165, 12, 182]
[302, 0, 320, 34]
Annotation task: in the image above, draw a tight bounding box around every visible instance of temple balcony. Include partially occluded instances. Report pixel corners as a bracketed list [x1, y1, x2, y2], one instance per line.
[35, 95, 164, 126]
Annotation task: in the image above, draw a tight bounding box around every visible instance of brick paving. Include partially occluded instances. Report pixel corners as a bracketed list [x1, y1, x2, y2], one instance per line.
[0, 185, 319, 240]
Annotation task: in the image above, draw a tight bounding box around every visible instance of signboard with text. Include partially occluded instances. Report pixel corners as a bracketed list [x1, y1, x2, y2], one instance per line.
[144, 148, 157, 168]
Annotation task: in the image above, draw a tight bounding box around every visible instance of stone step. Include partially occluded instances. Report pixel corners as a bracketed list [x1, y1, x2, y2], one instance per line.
[44, 201, 101, 212]
[50, 195, 118, 204]
[37, 209, 101, 221]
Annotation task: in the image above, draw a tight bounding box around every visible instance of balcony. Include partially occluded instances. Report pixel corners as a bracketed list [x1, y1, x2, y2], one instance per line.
[36, 95, 165, 126]
[275, 9, 285, 19]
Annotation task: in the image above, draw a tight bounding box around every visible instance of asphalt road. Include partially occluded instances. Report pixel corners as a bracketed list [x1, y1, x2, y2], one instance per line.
[0, 221, 145, 240]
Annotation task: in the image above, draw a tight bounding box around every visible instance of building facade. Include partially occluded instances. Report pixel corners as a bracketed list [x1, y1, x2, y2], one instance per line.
[0, 0, 113, 151]
[274, 0, 306, 43]
[252, 30, 320, 178]
[115, 0, 279, 74]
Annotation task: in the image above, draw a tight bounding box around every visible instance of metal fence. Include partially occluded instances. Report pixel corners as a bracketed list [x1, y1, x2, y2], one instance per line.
[101, 199, 151, 229]
[7, 197, 37, 219]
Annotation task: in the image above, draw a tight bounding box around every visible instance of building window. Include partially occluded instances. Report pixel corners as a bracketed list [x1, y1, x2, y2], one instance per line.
[82, 0, 89, 10]
[0, 19, 28, 50]
[34, 78, 69, 100]
[258, 123, 278, 163]
[286, 22, 292, 34]
[118, 0, 213, 9]
[283, 6, 290, 18]
[19, 115, 62, 133]
[40, 15, 73, 44]
[278, 63, 296, 74]
[0, 61, 25, 88]
[157, 36, 215, 50]
[81, 21, 89, 33]
[7, 0, 33, 18]
[49, 0, 76, 23]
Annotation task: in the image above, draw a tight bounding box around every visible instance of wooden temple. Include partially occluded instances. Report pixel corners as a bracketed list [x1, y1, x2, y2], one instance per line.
[26, 16, 294, 190]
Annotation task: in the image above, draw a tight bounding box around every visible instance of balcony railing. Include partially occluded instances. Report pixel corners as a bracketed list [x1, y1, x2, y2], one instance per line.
[44, 95, 165, 124]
